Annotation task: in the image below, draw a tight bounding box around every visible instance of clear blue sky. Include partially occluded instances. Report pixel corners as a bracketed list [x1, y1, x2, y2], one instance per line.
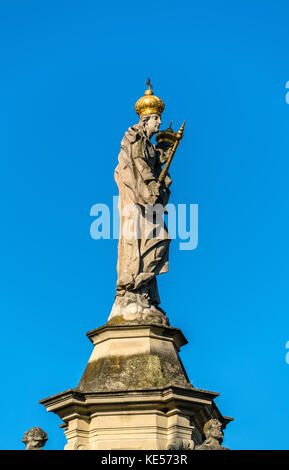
[1, 0, 289, 450]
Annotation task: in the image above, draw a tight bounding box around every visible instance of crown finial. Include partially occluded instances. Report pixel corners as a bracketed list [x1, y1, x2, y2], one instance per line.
[145, 78, 153, 96]
[135, 80, 165, 117]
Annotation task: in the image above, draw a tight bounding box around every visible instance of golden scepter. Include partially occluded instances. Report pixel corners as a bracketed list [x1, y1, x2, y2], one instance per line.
[158, 120, 185, 184]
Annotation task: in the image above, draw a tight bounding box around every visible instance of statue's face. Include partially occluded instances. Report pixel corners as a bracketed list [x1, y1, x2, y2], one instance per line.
[209, 422, 223, 441]
[23, 431, 39, 449]
[26, 439, 42, 449]
[145, 114, 161, 137]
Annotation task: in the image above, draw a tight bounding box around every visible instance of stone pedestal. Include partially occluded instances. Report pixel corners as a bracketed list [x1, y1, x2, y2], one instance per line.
[40, 323, 232, 450]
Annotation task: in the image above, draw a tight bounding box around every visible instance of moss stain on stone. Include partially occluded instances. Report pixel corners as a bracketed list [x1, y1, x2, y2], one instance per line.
[78, 353, 171, 392]
[106, 316, 127, 327]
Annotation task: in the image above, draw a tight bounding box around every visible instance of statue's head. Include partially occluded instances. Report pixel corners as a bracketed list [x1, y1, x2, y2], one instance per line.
[22, 426, 48, 450]
[139, 114, 161, 138]
[203, 419, 224, 444]
[135, 79, 164, 138]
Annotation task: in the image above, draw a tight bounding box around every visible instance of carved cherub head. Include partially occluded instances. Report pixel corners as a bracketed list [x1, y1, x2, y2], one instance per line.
[203, 419, 224, 444]
[22, 426, 48, 450]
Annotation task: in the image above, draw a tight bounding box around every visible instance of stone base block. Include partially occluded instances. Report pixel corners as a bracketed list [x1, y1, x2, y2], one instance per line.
[40, 323, 232, 450]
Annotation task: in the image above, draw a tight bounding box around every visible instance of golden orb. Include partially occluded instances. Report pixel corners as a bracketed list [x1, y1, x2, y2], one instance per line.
[156, 121, 177, 146]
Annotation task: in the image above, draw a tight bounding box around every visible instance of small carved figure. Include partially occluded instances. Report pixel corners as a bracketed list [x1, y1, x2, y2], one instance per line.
[22, 426, 48, 450]
[195, 419, 229, 450]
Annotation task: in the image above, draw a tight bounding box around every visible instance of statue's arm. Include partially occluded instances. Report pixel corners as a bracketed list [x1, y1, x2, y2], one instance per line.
[118, 133, 158, 206]
[134, 155, 161, 205]
[154, 147, 172, 206]
[131, 137, 163, 205]
[156, 144, 173, 165]
[134, 155, 171, 207]
[133, 142, 172, 207]
[120, 131, 171, 206]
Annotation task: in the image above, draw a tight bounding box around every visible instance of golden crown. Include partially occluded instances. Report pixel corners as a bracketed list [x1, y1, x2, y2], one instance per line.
[135, 79, 165, 117]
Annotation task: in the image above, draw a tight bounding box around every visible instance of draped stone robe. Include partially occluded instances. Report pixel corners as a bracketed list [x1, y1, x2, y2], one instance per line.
[114, 124, 171, 308]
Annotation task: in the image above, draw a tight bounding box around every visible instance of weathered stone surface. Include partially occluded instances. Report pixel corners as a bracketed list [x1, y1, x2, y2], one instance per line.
[107, 311, 169, 327]
[40, 386, 232, 450]
[195, 418, 230, 450]
[22, 427, 48, 450]
[167, 438, 195, 450]
[78, 352, 189, 392]
[78, 324, 190, 392]
[40, 321, 233, 449]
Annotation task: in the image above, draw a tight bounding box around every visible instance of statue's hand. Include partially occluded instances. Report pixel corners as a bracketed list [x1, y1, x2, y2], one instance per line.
[156, 141, 173, 153]
[149, 180, 161, 196]
[157, 143, 173, 165]
[147, 180, 161, 205]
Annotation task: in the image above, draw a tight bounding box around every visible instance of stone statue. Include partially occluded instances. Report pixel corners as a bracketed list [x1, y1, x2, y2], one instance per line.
[22, 426, 48, 450]
[108, 80, 178, 326]
[195, 419, 229, 450]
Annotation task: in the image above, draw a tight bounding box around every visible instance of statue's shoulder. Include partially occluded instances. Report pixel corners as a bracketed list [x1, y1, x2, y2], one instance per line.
[121, 126, 143, 147]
